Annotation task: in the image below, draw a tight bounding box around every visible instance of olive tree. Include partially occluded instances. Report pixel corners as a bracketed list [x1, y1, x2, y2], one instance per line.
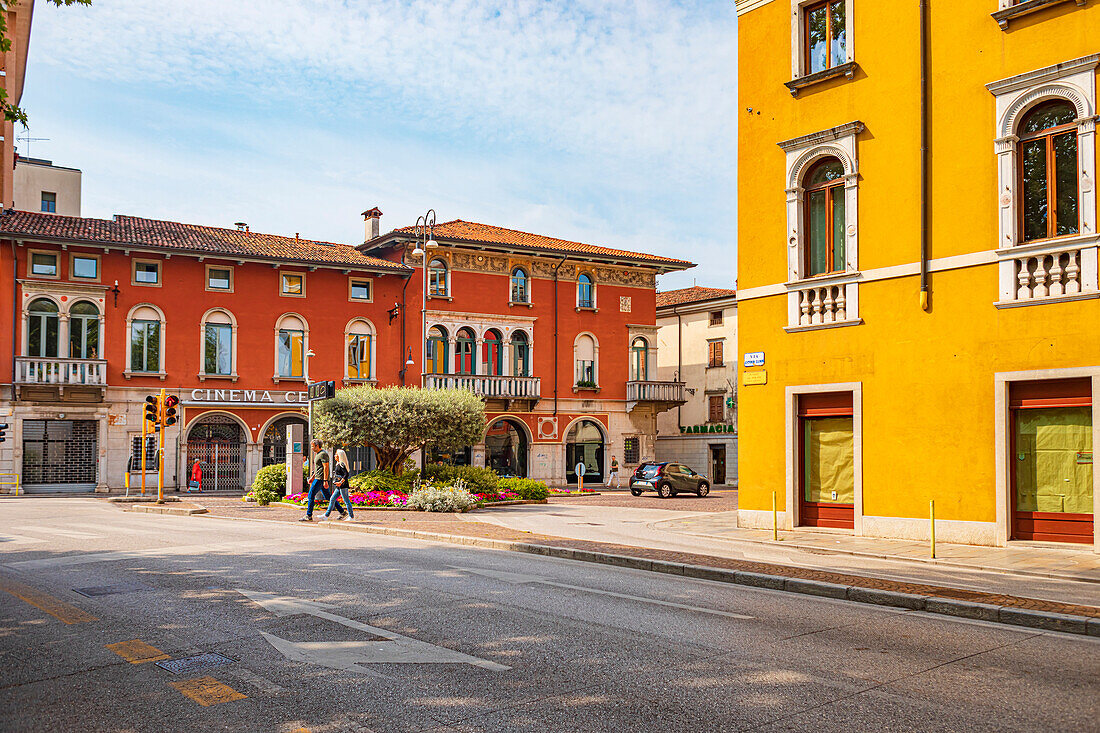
[312, 385, 486, 474]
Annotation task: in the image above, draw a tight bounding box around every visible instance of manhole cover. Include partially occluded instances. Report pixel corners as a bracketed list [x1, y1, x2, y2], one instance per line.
[73, 582, 153, 597]
[156, 653, 234, 675]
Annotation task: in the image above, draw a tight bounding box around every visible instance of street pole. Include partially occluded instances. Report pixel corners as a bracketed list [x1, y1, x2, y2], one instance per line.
[157, 387, 166, 504]
[413, 210, 436, 472]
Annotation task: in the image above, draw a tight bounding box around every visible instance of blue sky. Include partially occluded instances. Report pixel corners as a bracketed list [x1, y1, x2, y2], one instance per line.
[22, 0, 737, 290]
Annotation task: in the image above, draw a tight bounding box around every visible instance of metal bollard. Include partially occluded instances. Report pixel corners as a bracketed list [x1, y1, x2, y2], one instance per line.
[772, 490, 778, 541]
[930, 499, 936, 559]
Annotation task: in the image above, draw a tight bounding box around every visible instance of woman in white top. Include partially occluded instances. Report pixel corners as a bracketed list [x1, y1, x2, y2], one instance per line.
[323, 448, 355, 521]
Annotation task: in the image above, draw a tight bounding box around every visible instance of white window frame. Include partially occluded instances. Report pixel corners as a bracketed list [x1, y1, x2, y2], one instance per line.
[273, 312, 309, 382]
[789, 0, 855, 81]
[124, 303, 167, 380]
[428, 259, 450, 298]
[576, 273, 597, 310]
[779, 121, 863, 331]
[344, 318, 376, 383]
[987, 54, 1100, 305]
[573, 332, 600, 388]
[510, 267, 530, 304]
[205, 264, 234, 292]
[198, 308, 238, 381]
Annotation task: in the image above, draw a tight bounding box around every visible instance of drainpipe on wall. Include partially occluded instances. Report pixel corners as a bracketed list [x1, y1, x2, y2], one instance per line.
[919, 0, 932, 311]
[10, 240, 17, 394]
[552, 256, 567, 415]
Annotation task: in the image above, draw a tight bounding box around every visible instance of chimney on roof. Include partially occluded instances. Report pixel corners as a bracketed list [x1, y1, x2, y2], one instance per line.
[234, 222, 248, 232]
[362, 207, 382, 242]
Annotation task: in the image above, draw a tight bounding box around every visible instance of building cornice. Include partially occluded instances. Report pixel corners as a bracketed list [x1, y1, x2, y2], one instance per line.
[656, 294, 738, 316]
[778, 121, 866, 152]
[734, 0, 775, 16]
[986, 53, 1100, 96]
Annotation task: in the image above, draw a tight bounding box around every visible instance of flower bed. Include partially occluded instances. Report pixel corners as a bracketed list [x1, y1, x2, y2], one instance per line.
[548, 487, 598, 495]
[283, 490, 408, 508]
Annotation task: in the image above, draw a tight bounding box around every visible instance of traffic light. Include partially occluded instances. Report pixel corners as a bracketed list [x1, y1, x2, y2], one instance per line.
[163, 395, 179, 427]
[0, 423, 7, 444]
[144, 395, 159, 424]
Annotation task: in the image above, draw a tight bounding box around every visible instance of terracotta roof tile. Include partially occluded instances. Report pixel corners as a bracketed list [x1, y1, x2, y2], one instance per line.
[656, 286, 737, 308]
[0, 210, 408, 271]
[392, 219, 694, 269]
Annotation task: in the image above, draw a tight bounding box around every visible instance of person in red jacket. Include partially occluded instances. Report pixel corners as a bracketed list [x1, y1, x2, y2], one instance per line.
[188, 459, 202, 492]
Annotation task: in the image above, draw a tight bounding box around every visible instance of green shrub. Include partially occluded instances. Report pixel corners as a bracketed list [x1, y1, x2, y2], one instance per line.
[498, 477, 549, 501]
[253, 485, 280, 506]
[349, 470, 414, 494]
[418, 464, 499, 494]
[250, 462, 308, 499]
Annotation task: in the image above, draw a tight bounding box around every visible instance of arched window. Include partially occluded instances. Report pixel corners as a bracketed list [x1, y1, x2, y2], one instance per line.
[510, 268, 529, 303]
[575, 333, 597, 386]
[69, 301, 100, 359]
[804, 157, 846, 276]
[26, 298, 59, 358]
[1019, 100, 1078, 242]
[346, 319, 374, 380]
[426, 326, 448, 374]
[202, 309, 235, 377]
[577, 273, 594, 308]
[428, 259, 449, 297]
[455, 327, 476, 375]
[128, 304, 163, 374]
[511, 330, 530, 377]
[630, 337, 649, 381]
[275, 314, 306, 378]
[483, 329, 503, 376]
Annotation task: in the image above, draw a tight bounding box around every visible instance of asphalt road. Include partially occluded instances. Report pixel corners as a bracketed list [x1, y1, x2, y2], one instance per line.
[0, 499, 1097, 733]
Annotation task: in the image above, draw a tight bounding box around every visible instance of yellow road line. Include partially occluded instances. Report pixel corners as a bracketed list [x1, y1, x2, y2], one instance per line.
[170, 676, 247, 707]
[0, 576, 97, 624]
[106, 639, 170, 664]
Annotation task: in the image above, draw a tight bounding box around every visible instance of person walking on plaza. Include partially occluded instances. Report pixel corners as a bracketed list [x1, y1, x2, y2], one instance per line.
[188, 459, 202, 493]
[299, 440, 345, 522]
[608, 455, 620, 489]
[323, 448, 355, 522]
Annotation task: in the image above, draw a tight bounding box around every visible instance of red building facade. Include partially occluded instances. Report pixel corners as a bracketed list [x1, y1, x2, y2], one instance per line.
[0, 209, 691, 492]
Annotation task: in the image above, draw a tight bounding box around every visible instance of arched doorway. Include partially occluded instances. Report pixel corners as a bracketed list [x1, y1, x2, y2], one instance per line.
[187, 414, 245, 491]
[486, 419, 527, 478]
[262, 416, 307, 467]
[566, 419, 604, 484]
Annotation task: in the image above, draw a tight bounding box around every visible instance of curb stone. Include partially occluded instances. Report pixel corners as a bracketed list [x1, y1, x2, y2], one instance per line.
[192, 512, 1099, 637]
[125, 503, 208, 516]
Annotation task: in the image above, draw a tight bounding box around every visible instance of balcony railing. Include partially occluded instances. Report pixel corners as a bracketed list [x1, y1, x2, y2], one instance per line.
[15, 357, 108, 386]
[627, 380, 685, 404]
[424, 374, 541, 399]
[1013, 246, 1086, 301]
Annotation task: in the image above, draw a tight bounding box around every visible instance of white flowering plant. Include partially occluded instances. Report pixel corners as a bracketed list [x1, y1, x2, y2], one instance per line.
[406, 479, 478, 512]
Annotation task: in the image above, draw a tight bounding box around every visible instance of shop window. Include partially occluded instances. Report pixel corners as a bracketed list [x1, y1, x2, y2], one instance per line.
[30, 252, 57, 277]
[511, 330, 530, 377]
[510, 268, 529, 303]
[133, 260, 160, 286]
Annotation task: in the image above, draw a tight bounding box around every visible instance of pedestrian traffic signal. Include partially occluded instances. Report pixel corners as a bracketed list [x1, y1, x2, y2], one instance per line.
[163, 395, 179, 426]
[0, 423, 7, 444]
[144, 395, 159, 424]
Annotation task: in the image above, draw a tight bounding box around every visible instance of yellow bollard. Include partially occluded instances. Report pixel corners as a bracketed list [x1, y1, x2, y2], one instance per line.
[772, 491, 778, 541]
[930, 499, 936, 559]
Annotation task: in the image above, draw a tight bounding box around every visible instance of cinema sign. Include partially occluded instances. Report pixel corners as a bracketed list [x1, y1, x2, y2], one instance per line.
[185, 388, 310, 406]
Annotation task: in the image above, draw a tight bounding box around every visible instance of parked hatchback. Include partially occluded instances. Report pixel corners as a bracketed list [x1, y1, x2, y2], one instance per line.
[630, 462, 710, 498]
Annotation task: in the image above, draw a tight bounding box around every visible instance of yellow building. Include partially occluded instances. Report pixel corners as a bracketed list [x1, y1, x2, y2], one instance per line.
[735, 0, 1098, 550]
